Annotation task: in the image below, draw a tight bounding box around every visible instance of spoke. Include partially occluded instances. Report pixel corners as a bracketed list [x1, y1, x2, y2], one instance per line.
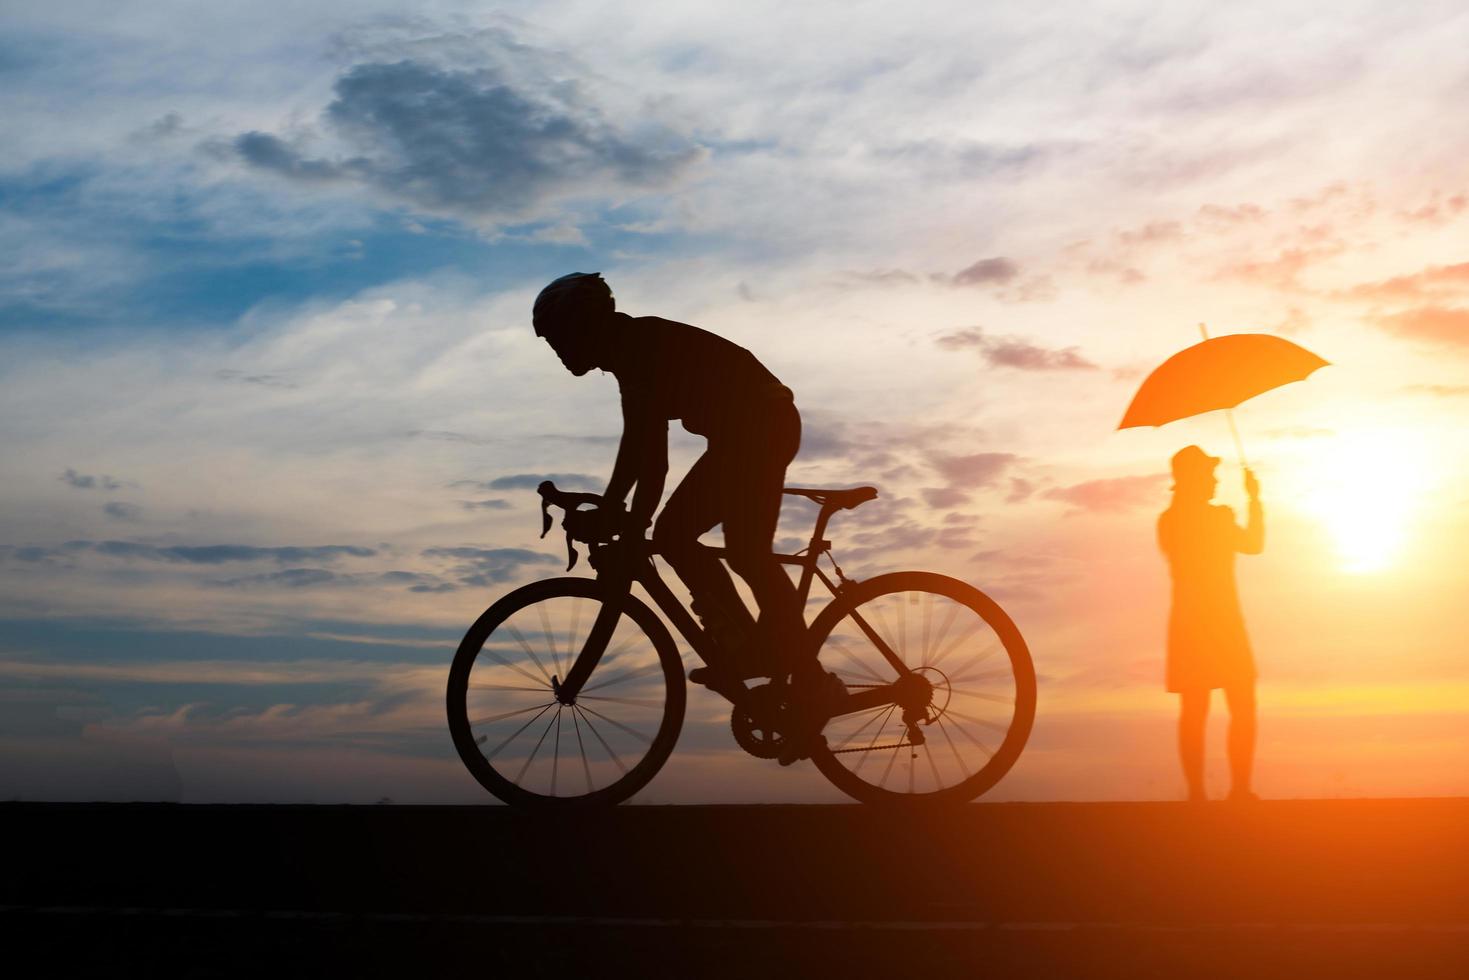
[578, 703, 654, 745]
[551, 709, 562, 796]
[867, 600, 903, 668]
[923, 739, 943, 792]
[582, 659, 665, 694]
[896, 592, 908, 667]
[922, 599, 961, 668]
[920, 591, 933, 665]
[944, 705, 1014, 734]
[927, 616, 987, 670]
[470, 701, 555, 728]
[568, 597, 585, 676]
[571, 706, 594, 794]
[469, 684, 552, 694]
[825, 634, 888, 683]
[476, 642, 551, 688]
[830, 704, 893, 750]
[484, 703, 555, 761]
[908, 743, 915, 794]
[851, 704, 898, 775]
[946, 664, 1016, 687]
[579, 694, 666, 710]
[951, 688, 1015, 706]
[878, 730, 902, 789]
[935, 716, 972, 779]
[504, 623, 554, 684]
[945, 645, 1004, 685]
[574, 706, 627, 774]
[514, 708, 561, 784]
[945, 715, 996, 760]
[536, 600, 564, 680]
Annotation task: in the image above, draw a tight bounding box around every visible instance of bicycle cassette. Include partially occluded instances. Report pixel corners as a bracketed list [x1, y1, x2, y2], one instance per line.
[730, 683, 789, 760]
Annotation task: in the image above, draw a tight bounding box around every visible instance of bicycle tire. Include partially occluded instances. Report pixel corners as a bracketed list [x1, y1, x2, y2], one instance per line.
[447, 576, 686, 807]
[807, 571, 1035, 805]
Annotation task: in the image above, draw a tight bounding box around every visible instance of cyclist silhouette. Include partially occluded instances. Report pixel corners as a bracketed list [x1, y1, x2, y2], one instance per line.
[533, 273, 827, 754]
[1157, 445, 1264, 802]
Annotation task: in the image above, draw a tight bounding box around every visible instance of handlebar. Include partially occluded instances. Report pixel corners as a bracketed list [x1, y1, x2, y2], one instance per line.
[537, 481, 626, 571]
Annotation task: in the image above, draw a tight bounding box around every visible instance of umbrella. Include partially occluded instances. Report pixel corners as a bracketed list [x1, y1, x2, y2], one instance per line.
[1118, 327, 1329, 465]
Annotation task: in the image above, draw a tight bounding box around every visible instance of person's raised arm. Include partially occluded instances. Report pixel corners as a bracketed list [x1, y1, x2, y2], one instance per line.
[1237, 468, 1265, 555]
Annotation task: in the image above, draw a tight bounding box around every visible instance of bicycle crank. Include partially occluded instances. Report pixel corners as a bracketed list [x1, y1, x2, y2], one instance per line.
[730, 683, 789, 760]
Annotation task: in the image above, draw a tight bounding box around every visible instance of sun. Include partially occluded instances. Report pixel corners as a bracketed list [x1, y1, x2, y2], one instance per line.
[1308, 428, 1428, 574]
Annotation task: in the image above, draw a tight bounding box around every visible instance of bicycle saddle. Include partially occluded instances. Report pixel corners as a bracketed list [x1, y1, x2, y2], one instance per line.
[782, 486, 878, 511]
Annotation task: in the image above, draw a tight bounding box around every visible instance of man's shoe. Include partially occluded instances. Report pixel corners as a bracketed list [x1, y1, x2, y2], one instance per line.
[776, 671, 845, 766]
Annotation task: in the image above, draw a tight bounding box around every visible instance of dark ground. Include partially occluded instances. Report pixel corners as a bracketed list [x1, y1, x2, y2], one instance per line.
[3, 799, 1466, 977]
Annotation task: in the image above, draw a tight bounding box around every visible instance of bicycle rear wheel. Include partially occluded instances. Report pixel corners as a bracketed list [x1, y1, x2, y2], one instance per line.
[447, 577, 685, 806]
[808, 572, 1035, 805]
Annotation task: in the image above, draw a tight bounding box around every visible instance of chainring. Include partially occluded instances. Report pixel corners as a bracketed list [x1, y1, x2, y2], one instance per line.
[730, 683, 789, 759]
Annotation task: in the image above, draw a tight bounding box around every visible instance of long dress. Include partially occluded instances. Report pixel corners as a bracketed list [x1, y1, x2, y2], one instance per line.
[1157, 498, 1264, 693]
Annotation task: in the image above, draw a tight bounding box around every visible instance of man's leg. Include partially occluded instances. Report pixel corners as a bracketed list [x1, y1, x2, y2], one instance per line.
[1224, 682, 1257, 799]
[1178, 688, 1210, 802]
[652, 452, 758, 658]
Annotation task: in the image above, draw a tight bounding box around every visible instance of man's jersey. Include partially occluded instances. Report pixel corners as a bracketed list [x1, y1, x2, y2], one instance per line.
[605, 312, 786, 437]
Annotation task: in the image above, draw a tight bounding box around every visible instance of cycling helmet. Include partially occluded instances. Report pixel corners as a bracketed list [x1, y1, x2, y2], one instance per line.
[532, 272, 614, 336]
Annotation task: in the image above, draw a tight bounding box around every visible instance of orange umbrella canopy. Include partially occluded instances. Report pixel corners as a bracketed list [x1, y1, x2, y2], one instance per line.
[1118, 333, 1329, 430]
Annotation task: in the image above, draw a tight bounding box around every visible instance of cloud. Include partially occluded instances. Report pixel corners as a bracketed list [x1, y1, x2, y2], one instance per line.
[929, 452, 1017, 489]
[459, 498, 513, 511]
[935, 329, 1097, 371]
[1339, 262, 1469, 303]
[921, 487, 969, 508]
[1403, 383, 1469, 397]
[216, 368, 297, 390]
[949, 257, 1020, 286]
[480, 472, 601, 492]
[1042, 475, 1167, 513]
[421, 546, 558, 585]
[229, 42, 706, 223]
[1372, 306, 1469, 349]
[63, 541, 376, 564]
[103, 501, 142, 522]
[208, 568, 338, 589]
[60, 468, 121, 491]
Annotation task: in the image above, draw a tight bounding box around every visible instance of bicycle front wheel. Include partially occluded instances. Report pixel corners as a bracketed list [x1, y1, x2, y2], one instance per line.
[447, 577, 685, 807]
[808, 572, 1035, 805]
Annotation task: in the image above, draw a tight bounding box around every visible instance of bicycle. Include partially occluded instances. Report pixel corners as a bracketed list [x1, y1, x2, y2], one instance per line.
[446, 481, 1036, 806]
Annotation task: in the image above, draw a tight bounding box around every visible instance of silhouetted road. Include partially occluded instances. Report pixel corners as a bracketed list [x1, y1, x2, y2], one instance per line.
[5, 799, 1467, 977]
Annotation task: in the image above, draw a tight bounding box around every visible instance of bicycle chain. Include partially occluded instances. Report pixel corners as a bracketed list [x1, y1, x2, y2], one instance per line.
[828, 741, 916, 755]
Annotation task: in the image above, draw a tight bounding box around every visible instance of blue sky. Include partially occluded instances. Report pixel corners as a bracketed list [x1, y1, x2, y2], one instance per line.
[3, 1, 1467, 802]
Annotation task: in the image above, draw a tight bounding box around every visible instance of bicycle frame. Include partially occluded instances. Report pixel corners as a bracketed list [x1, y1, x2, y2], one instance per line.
[552, 499, 913, 720]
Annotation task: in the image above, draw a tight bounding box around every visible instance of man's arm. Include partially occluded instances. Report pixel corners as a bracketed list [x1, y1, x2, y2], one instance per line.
[1237, 468, 1264, 555]
[605, 394, 668, 532]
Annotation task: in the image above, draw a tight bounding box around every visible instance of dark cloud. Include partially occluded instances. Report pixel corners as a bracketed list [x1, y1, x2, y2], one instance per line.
[921, 487, 968, 509]
[459, 498, 513, 511]
[1006, 478, 1035, 503]
[472, 472, 601, 492]
[929, 452, 1017, 489]
[381, 570, 457, 593]
[216, 368, 297, 390]
[1372, 306, 1469, 349]
[103, 502, 142, 522]
[935, 328, 1096, 371]
[60, 468, 121, 491]
[230, 51, 704, 221]
[1043, 475, 1167, 513]
[950, 257, 1020, 286]
[421, 546, 558, 585]
[208, 568, 338, 588]
[63, 541, 375, 564]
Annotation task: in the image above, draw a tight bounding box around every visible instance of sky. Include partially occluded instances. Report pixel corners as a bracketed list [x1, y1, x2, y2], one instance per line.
[2, 0, 1466, 803]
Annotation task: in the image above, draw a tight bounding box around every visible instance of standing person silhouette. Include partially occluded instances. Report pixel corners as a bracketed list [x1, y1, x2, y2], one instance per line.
[532, 272, 834, 762]
[1157, 445, 1264, 802]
